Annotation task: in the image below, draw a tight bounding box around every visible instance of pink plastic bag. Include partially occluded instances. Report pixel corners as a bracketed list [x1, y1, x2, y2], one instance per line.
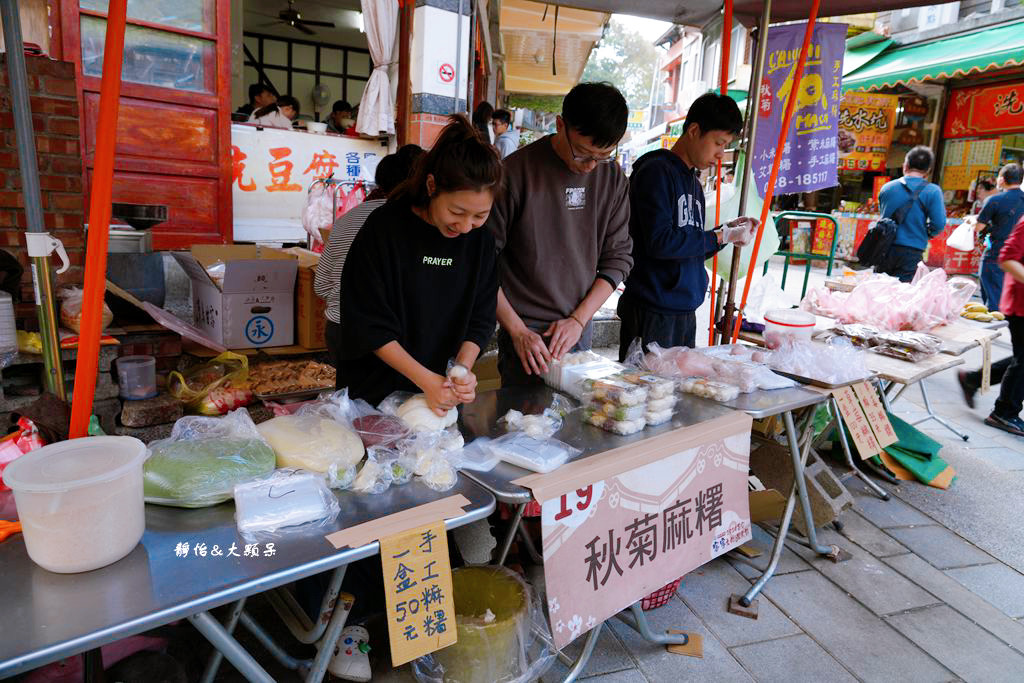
[336, 181, 366, 219]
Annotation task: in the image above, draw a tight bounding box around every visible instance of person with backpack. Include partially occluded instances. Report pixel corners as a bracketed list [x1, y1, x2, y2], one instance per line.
[974, 163, 1024, 310]
[871, 146, 947, 282]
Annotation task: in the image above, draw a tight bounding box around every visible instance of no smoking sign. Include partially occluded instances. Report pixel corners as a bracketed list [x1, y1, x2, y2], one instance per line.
[438, 63, 455, 83]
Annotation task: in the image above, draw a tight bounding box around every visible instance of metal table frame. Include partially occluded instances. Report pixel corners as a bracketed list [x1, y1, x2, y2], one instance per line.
[0, 479, 495, 682]
[459, 385, 838, 679]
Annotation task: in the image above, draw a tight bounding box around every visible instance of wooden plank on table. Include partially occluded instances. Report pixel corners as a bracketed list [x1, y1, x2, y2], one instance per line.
[929, 319, 1004, 356]
[865, 350, 965, 385]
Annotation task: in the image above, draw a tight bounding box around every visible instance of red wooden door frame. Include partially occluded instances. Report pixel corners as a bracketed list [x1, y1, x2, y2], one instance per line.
[59, 0, 233, 248]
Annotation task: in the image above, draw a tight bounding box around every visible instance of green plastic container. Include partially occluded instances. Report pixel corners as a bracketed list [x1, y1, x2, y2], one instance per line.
[433, 566, 529, 683]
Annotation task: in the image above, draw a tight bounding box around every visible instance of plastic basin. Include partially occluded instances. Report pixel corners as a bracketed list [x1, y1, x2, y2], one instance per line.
[117, 355, 157, 400]
[4, 436, 147, 573]
[763, 308, 816, 349]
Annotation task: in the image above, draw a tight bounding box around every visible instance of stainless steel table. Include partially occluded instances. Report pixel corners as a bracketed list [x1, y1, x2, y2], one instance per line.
[0, 477, 495, 682]
[458, 385, 833, 680]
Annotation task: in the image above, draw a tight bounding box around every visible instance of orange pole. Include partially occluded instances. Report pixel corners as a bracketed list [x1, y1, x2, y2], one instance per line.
[731, 0, 820, 343]
[709, 0, 733, 346]
[69, 0, 128, 438]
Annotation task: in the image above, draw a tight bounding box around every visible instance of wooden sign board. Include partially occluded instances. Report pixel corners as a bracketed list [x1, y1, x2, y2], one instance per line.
[833, 386, 882, 458]
[379, 520, 457, 667]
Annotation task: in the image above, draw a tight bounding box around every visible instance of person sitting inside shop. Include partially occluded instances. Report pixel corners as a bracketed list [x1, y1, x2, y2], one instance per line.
[875, 146, 946, 282]
[235, 83, 275, 121]
[618, 93, 758, 356]
[975, 164, 1024, 311]
[326, 99, 353, 134]
[248, 95, 300, 130]
[338, 115, 502, 411]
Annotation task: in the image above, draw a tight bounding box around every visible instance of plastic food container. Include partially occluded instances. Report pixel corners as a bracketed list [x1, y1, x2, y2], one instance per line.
[4, 436, 147, 573]
[118, 355, 157, 400]
[305, 121, 328, 134]
[763, 309, 816, 349]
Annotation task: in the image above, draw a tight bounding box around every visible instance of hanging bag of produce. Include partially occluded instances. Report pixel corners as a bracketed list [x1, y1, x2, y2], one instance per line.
[946, 220, 975, 253]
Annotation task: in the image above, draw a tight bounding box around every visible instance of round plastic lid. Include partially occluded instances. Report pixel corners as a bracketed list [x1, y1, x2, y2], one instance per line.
[3, 436, 147, 493]
[764, 308, 815, 327]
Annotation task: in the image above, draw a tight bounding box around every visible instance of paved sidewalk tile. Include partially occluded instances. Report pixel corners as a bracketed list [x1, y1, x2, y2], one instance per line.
[541, 624, 636, 682]
[762, 571, 954, 682]
[787, 526, 939, 616]
[886, 525, 995, 570]
[886, 605, 1024, 683]
[846, 481, 933, 528]
[578, 669, 648, 682]
[678, 560, 801, 647]
[607, 596, 754, 682]
[964, 446, 1024, 471]
[836, 510, 909, 558]
[884, 553, 1024, 654]
[727, 525, 810, 580]
[730, 634, 857, 683]
[945, 563, 1024, 619]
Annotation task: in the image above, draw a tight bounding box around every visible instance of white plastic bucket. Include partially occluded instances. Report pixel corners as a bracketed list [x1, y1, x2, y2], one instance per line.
[763, 308, 816, 349]
[4, 436, 147, 573]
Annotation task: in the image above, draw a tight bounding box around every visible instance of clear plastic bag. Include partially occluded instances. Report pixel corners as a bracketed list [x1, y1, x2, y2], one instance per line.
[870, 330, 942, 362]
[412, 566, 556, 683]
[234, 468, 340, 540]
[646, 408, 674, 426]
[59, 286, 113, 333]
[647, 394, 678, 413]
[678, 377, 741, 402]
[302, 183, 334, 246]
[583, 411, 646, 435]
[257, 413, 364, 474]
[450, 437, 500, 472]
[501, 409, 563, 440]
[616, 370, 676, 399]
[144, 409, 276, 508]
[420, 457, 459, 492]
[583, 400, 646, 422]
[168, 351, 253, 416]
[488, 432, 579, 473]
[381, 391, 459, 432]
[368, 445, 416, 485]
[351, 453, 393, 494]
[769, 338, 869, 385]
[580, 376, 648, 406]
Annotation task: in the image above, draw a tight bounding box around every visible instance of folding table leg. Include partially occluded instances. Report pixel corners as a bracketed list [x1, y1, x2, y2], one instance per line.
[828, 396, 890, 501]
[560, 623, 602, 683]
[911, 380, 970, 441]
[616, 604, 690, 645]
[200, 598, 248, 683]
[742, 407, 838, 606]
[188, 610, 275, 683]
[496, 502, 526, 565]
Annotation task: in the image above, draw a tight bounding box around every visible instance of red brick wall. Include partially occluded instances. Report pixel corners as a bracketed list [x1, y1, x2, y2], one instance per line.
[0, 56, 83, 326]
[408, 113, 449, 149]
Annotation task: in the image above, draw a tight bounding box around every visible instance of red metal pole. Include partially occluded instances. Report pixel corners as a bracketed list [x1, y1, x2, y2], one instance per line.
[709, 0, 733, 346]
[731, 0, 820, 343]
[69, 0, 128, 438]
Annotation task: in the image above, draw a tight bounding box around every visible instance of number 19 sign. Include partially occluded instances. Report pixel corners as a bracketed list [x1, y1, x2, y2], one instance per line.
[540, 420, 753, 649]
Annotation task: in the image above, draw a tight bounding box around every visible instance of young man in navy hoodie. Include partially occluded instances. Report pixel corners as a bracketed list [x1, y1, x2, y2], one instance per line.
[618, 93, 759, 358]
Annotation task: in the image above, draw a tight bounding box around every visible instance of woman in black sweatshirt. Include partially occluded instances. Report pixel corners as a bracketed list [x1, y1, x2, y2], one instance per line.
[339, 116, 502, 411]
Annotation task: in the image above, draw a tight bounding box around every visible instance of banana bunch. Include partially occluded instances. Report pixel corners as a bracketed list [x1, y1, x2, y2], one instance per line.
[961, 303, 1005, 322]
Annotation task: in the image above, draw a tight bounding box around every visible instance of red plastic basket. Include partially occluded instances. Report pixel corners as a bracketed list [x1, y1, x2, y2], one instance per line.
[523, 501, 542, 518]
[640, 577, 683, 611]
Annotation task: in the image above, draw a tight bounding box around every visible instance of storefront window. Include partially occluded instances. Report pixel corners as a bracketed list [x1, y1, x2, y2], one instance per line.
[81, 15, 214, 93]
[80, 0, 211, 33]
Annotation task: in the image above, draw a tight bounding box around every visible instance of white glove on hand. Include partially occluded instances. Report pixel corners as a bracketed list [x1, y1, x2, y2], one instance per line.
[721, 217, 760, 246]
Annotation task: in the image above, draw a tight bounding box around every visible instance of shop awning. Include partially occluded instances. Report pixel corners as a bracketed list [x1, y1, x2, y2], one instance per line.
[843, 20, 1024, 92]
[500, 0, 609, 96]
[843, 34, 893, 77]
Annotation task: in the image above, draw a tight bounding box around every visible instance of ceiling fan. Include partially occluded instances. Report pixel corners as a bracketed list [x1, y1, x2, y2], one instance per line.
[263, 1, 335, 35]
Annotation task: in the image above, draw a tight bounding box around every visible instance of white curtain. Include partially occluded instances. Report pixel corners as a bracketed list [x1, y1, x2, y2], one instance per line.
[357, 0, 398, 137]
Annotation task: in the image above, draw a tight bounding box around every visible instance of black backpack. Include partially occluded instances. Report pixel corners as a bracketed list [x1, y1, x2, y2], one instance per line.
[857, 179, 927, 267]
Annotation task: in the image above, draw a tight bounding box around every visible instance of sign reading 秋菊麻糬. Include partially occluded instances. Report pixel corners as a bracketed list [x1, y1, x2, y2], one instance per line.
[535, 414, 753, 649]
[752, 22, 847, 197]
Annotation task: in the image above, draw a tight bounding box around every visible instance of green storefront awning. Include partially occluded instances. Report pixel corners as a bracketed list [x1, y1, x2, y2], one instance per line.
[843, 35, 893, 77]
[843, 20, 1024, 92]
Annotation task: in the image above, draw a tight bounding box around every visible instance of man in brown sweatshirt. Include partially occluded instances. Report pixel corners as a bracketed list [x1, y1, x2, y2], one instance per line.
[486, 82, 633, 386]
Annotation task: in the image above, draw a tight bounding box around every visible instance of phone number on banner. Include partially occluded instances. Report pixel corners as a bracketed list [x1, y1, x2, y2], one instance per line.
[769, 172, 832, 192]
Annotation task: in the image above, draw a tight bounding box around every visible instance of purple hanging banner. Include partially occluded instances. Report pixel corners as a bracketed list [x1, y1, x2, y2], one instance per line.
[752, 22, 847, 198]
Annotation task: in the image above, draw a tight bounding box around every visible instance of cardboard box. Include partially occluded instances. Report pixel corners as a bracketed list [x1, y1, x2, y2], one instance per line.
[172, 245, 297, 349]
[283, 247, 327, 350]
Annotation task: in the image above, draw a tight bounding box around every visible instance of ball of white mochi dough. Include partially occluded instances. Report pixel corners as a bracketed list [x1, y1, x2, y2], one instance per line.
[397, 394, 458, 431]
[448, 364, 469, 379]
